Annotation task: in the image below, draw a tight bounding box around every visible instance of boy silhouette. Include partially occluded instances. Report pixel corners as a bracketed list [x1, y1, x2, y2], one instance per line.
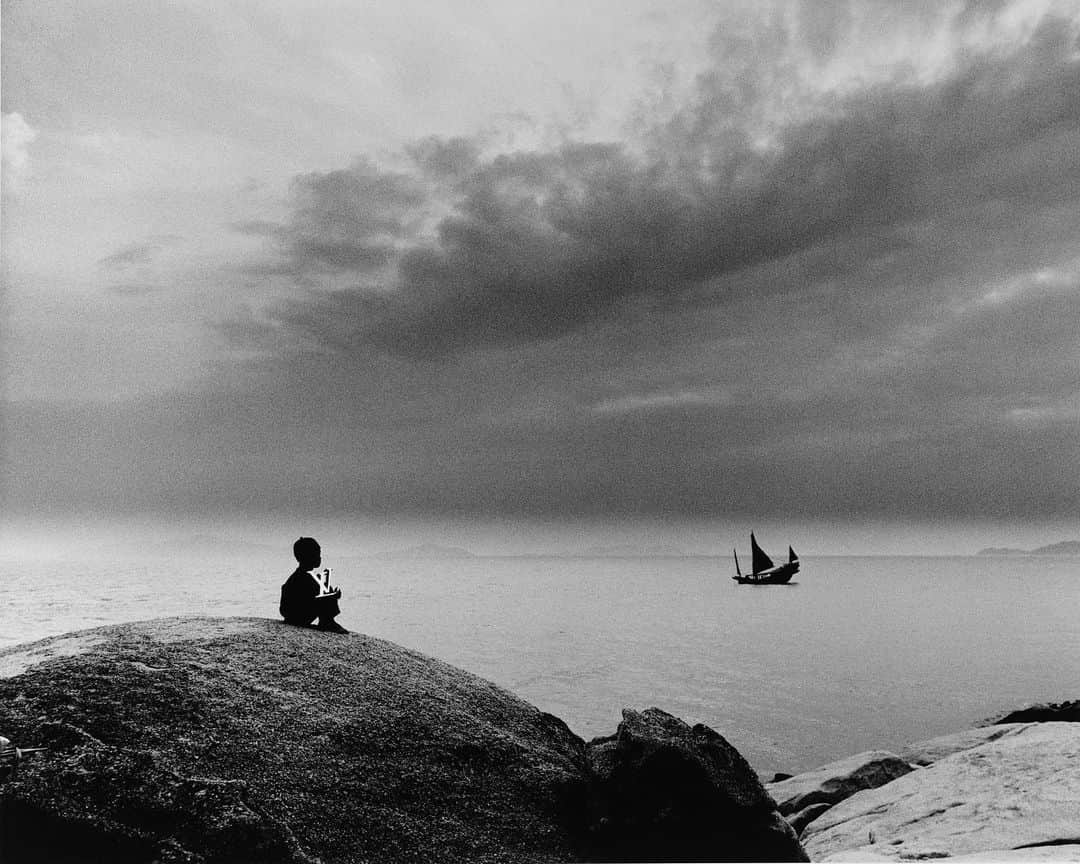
[280, 537, 348, 633]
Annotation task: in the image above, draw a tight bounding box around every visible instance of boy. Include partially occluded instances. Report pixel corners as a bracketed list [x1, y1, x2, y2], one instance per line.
[280, 536, 349, 633]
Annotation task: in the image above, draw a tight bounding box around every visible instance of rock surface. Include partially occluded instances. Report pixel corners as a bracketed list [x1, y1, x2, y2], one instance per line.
[786, 802, 833, 837]
[824, 846, 1080, 862]
[0, 618, 590, 863]
[585, 707, 807, 862]
[801, 722, 1080, 861]
[945, 846, 1080, 861]
[898, 723, 1033, 766]
[766, 749, 913, 817]
[0, 617, 805, 863]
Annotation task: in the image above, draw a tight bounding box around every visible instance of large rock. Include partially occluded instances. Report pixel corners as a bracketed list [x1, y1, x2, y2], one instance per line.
[766, 749, 913, 816]
[989, 700, 1080, 724]
[0, 618, 591, 863]
[584, 707, 807, 862]
[0, 618, 805, 863]
[801, 722, 1080, 861]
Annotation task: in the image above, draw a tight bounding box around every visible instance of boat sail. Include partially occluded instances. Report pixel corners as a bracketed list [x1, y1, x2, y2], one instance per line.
[733, 532, 799, 584]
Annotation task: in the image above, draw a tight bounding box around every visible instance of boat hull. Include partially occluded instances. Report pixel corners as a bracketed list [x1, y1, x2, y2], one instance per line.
[731, 563, 798, 585]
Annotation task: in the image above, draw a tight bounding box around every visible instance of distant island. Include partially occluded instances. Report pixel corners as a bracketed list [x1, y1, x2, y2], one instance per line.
[976, 540, 1080, 556]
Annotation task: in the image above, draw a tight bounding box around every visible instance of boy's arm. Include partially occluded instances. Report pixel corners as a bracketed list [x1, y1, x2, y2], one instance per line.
[282, 572, 319, 619]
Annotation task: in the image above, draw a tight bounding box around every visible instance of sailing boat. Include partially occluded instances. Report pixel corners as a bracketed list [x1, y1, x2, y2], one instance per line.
[732, 533, 799, 584]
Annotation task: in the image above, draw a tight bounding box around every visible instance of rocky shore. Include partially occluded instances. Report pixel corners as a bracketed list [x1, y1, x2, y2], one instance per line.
[0, 617, 803, 863]
[1, 617, 1076, 862]
[769, 724, 1080, 861]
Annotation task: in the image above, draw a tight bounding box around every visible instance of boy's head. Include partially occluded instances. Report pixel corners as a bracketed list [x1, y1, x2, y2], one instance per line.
[293, 536, 321, 569]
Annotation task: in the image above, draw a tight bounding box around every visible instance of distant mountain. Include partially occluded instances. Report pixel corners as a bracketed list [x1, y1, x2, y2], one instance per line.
[1033, 540, 1080, 555]
[100, 534, 280, 559]
[976, 540, 1080, 556]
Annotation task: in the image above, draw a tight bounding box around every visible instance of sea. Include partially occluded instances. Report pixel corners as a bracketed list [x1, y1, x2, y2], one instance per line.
[2, 553, 1077, 775]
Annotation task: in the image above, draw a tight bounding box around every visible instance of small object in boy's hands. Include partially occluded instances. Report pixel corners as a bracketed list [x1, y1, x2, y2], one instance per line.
[1, 736, 47, 781]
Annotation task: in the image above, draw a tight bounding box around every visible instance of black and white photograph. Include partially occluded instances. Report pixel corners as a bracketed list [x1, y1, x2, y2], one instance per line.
[2, 1, 1079, 860]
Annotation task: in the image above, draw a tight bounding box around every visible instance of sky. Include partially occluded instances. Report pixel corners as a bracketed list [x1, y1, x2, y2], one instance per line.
[2, 1, 1079, 554]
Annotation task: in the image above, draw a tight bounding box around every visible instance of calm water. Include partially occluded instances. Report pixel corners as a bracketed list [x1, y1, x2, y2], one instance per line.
[2, 554, 1078, 773]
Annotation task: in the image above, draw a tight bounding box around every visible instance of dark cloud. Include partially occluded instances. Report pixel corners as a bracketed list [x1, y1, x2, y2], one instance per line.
[7, 279, 1077, 519]
[235, 158, 431, 281]
[212, 10, 1080, 521]
[235, 13, 1079, 364]
[405, 135, 483, 181]
[12, 253, 1078, 521]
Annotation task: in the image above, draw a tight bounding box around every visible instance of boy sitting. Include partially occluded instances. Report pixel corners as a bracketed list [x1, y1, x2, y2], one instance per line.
[280, 537, 348, 633]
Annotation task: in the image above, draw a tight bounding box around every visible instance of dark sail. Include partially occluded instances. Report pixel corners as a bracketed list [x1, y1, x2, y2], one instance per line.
[750, 533, 774, 574]
[789, 546, 798, 563]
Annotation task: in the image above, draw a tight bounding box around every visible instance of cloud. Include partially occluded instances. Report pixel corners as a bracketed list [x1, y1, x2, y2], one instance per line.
[99, 235, 184, 269]
[200, 6, 1080, 520]
[5, 2, 1078, 523]
[1, 112, 38, 192]
[234, 11, 1080, 364]
[105, 283, 159, 297]
[5, 258, 1077, 519]
[797, 0, 852, 60]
